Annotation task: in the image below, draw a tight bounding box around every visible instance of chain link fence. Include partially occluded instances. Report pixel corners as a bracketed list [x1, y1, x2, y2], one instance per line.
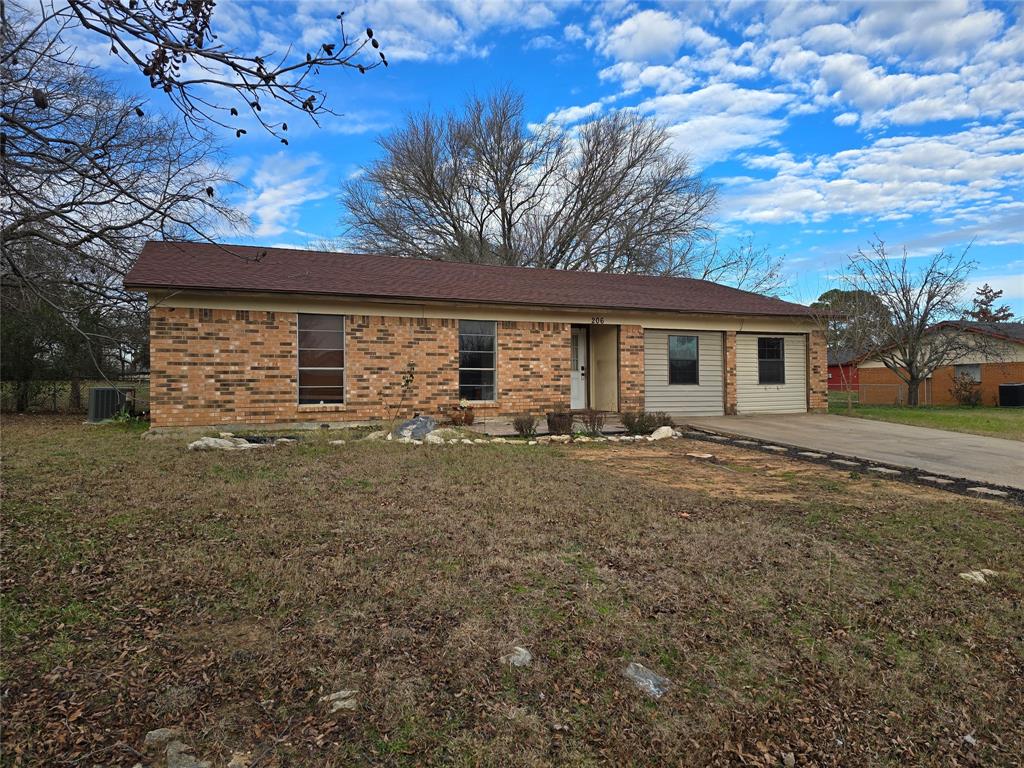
[1, 377, 149, 414]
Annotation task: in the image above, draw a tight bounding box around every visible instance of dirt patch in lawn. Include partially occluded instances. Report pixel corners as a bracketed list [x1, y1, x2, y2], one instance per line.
[3, 417, 1023, 767]
[573, 440, 960, 507]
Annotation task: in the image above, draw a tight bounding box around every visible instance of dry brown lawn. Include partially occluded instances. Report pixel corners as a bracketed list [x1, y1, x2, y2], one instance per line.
[2, 416, 1022, 767]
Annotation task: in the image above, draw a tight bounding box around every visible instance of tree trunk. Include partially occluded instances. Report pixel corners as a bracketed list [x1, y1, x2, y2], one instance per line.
[906, 378, 921, 406]
[15, 380, 30, 413]
[69, 375, 82, 412]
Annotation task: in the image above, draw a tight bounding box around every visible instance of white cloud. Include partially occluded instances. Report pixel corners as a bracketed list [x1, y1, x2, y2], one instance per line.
[238, 152, 331, 238]
[722, 125, 1024, 232]
[600, 10, 691, 62]
[833, 111, 858, 126]
[541, 100, 605, 126]
[636, 83, 793, 166]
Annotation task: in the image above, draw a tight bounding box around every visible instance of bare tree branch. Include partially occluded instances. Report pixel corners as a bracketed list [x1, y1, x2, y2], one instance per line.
[340, 88, 719, 276]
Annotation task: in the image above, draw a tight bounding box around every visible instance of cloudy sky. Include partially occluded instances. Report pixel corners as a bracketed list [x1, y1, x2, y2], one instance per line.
[102, 0, 1023, 310]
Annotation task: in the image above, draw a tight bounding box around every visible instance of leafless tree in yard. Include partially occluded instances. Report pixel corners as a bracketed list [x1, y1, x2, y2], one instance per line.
[1, 1, 242, 339]
[844, 237, 994, 406]
[341, 89, 721, 276]
[6, 0, 386, 142]
[681, 234, 788, 295]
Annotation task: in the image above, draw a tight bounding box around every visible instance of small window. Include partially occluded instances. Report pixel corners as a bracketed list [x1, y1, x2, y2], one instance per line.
[668, 335, 699, 385]
[459, 320, 496, 401]
[298, 313, 344, 404]
[758, 337, 785, 385]
[954, 363, 981, 383]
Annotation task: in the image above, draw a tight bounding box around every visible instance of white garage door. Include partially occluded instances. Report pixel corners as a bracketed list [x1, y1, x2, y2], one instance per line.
[644, 329, 725, 416]
[736, 333, 807, 414]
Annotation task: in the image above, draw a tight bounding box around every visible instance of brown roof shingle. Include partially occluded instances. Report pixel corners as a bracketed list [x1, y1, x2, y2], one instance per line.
[124, 241, 815, 317]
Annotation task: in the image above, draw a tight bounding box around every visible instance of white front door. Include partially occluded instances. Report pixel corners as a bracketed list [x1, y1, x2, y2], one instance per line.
[570, 328, 587, 409]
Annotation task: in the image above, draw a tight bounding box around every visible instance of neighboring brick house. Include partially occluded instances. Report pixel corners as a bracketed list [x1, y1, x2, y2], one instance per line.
[124, 241, 828, 429]
[857, 321, 1024, 406]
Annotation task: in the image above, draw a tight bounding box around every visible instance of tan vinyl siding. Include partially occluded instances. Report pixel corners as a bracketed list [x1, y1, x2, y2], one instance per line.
[736, 333, 807, 414]
[644, 329, 725, 416]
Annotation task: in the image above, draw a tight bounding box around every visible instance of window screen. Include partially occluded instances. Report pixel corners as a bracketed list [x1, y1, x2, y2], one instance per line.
[459, 320, 496, 401]
[757, 337, 785, 385]
[668, 335, 699, 385]
[298, 314, 344, 404]
[954, 363, 981, 383]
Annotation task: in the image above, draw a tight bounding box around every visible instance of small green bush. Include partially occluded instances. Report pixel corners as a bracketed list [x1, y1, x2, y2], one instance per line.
[622, 410, 676, 435]
[512, 412, 538, 438]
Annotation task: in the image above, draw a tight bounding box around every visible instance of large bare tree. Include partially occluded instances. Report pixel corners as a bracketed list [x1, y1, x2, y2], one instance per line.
[1, 1, 242, 327]
[5, 0, 385, 142]
[341, 89, 719, 275]
[844, 237, 989, 406]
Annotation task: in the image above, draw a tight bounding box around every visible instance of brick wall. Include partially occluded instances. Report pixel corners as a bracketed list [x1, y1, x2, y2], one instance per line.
[618, 324, 645, 411]
[723, 331, 737, 415]
[859, 362, 1024, 406]
[807, 329, 828, 412]
[149, 307, 572, 428]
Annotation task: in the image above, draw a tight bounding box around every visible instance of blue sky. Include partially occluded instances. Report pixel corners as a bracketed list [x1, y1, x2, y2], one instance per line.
[96, 0, 1023, 311]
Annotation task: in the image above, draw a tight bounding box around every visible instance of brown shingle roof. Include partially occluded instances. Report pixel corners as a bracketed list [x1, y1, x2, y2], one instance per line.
[124, 241, 815, 317]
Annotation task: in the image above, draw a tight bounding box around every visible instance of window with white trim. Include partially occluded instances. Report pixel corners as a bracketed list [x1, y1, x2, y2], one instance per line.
[954, 363, 981, 383]
[459, 320, 496, 401]
[298, 313, 344, 404]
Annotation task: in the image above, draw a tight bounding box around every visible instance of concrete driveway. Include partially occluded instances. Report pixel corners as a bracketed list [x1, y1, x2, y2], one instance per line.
[687, 414, 1024, 489]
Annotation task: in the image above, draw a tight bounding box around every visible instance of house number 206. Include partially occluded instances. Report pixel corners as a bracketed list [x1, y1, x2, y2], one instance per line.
[591, 316, 605, 324]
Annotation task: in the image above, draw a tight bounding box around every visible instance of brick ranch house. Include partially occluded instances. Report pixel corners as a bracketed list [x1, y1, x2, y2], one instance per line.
[124, 241, 828, 430]
[858, 321, 1024, 406]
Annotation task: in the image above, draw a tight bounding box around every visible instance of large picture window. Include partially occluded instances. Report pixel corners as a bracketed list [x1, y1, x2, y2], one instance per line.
[757, 337, 785, 385]
[298, 313, 344, 404]
[459, 320, 496, 401]
[668, 335, 699, 385]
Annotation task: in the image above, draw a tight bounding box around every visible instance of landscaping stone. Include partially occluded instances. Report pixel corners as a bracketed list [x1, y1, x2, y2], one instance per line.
[144, 727, 182, 749]
[831, 459, 861, 468]
[166, 741, 211, 768]
[431, 427, 461, 440]
[187, 436, 263, 451]
[968, 486, 1009, 498]
[461, 439, 474, 445]
[959, 570, 992, 584]
[549, 435, 571, 444]
[392, 416, 436, 441]
[705, 435, 728, 442]
[527, 440, 537, 446]
[762, 445, 787, 452]
[685, 452, 714, 460]
[499, 646, 533, 667]
[867, 467, 902, 476]
[424, 431, 445, 445]
[920, 475, 954, 485]
[798, 451, 827, 459]
[650, 426, 675, 441]
[274, 437, 297, 445]
[363, 430, 387, 441]
[329, 439, 346, 446]
[320, 689, 358, 712]
[623, 662, 671, 699]
[491, 437, 508, 444]
[574, 435, 591, 443]
[473, 438, 487, 444]
[732, 439, 757, 446]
